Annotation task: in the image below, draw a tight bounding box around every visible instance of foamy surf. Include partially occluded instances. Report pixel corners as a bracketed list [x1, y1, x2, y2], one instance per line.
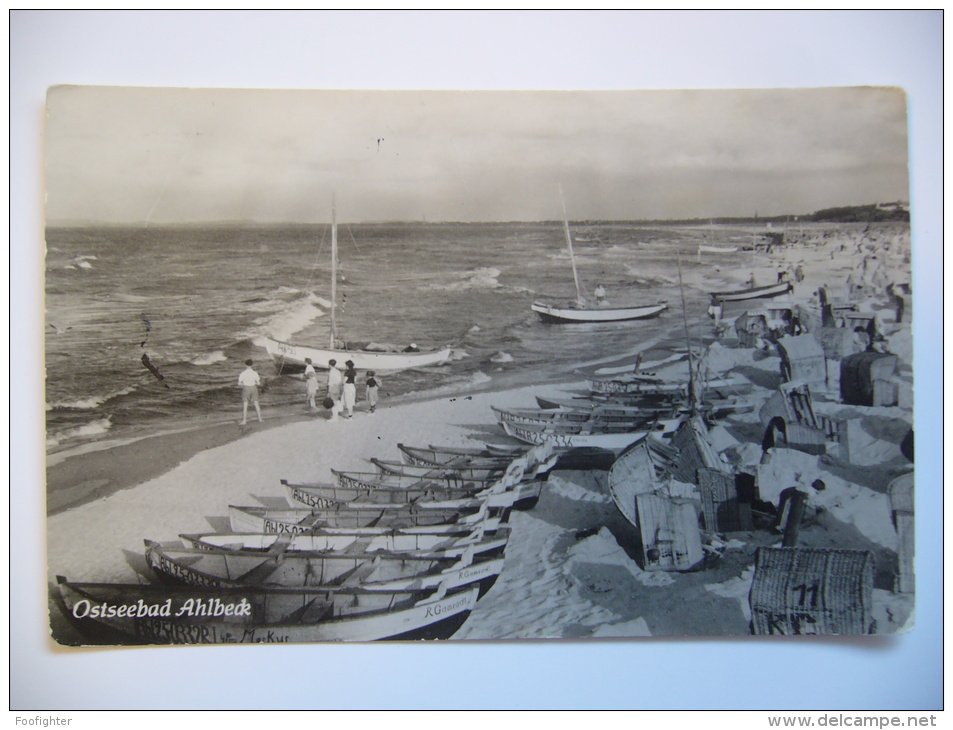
[251, 290, 329, 341]
[426, 267, 503, 291]
[190, 350, 228, 366]
[47, 385, 137, 411]
[47, 417, 113, 449]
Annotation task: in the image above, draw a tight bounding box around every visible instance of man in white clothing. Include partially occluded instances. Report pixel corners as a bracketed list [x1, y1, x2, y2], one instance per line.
[238, 359, 262, 424]
[326, 358, 343, 402]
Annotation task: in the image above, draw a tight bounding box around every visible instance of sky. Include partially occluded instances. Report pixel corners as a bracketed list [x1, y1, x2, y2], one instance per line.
[44, 85, 910, 225]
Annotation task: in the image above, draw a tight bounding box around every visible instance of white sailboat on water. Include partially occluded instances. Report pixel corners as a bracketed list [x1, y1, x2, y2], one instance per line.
[261, 199, 454, 371]
[530, 187, 668, 324]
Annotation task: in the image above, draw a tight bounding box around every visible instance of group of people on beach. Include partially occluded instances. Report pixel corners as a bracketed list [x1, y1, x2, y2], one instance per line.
[305, 357, 381, 420]
[238, 357, 381, 425]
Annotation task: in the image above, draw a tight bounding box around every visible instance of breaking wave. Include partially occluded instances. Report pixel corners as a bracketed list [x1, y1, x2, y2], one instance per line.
[46, 417, 113, 449]
[428, 267, 502, 292]
[47, 386, 137, 411]
[191, 350, 228, 366]
[249, 291, 329, 341]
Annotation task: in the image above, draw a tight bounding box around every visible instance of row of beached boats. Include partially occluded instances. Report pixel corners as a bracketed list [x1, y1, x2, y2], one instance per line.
[490, 363, 755, 453]
[55, 442, 559, 645]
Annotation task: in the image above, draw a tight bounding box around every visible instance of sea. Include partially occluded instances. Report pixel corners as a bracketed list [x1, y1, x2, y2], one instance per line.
[44, 221, 765, 458]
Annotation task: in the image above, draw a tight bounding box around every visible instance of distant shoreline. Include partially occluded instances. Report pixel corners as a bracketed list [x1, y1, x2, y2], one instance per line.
[44, 214, 908, 230]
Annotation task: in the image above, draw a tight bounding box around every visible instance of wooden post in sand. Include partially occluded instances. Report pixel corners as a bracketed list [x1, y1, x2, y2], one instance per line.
[779, 488, 806, 547]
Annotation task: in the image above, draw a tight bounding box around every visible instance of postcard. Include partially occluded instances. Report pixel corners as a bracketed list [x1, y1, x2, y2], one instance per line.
[45, 86, 913, 645]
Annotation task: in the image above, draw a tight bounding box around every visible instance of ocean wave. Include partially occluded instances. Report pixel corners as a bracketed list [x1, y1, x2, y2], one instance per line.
[621, 267, 677, 286]
[191, 350, 228, 366]
[46, 417, 112, 448]
[427, 267, 502, 292]
[249, 291, 328, 340]
[469, 371, 492, 386]
[47, 385, 137, 411]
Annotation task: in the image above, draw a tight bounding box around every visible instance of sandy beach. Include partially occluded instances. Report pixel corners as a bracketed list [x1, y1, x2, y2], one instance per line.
[46, 226, 917, 645]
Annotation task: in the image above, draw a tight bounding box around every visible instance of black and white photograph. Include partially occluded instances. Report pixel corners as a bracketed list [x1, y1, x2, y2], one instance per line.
[44, 85, 915, 645]
[12, 10, 942, 713]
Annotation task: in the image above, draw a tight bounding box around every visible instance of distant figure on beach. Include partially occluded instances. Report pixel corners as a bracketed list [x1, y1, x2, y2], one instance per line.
[594, 284, 607, 306]
[790, 314, 805, 336]
[888, 283, 905, 323]
[238, 359, 262, 425]
[342, 360, 358, 418]
[748, 272, 757, 289]
[707, 296, 723, 325]
[303, 358, 318, 410]
[871, 334, 890, 354]
[852, 326, 871, 353]
[327, 359, 343, 402]
[365, 371, 381, 413]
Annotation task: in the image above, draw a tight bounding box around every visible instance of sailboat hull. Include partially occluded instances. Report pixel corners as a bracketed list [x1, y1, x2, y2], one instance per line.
[262, 338, 453, 372]
[698, 244, 738, 254]
[531, 301, 667, 324]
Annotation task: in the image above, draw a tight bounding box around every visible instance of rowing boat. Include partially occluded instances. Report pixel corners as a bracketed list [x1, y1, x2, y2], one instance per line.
[531, 301, 669, 324]
[227, 502, 500, 534]
[285, 478, 542, 512]
[501, 419, 680, 451]
[370, 458, 508, 482]
[709, 280, 792, 303]
[178, 525, 511, 560]
[281, 478, 493, 511]
[145, 539, 504, 597]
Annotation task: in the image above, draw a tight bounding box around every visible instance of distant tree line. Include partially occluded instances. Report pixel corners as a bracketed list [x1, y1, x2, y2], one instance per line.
[809, 204, 909, 223]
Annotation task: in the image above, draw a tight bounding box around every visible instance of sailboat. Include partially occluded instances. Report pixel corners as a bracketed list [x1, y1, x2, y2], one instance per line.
[530, 188, 668, 324]
[261, 200, 454, 371]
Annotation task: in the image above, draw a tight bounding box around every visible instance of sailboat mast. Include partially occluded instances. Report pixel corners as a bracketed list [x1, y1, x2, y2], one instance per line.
[559, 185, 583, 304]
[676, 251, 697, 412]
[330, 198, 338, 349]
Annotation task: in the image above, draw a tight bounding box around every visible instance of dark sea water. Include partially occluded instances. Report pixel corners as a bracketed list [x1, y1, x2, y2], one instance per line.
[44, 221, 752, 456]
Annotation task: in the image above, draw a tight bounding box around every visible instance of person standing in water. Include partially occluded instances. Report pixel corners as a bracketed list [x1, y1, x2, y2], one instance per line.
[342, 360, 358, 418]
[238, 359, 262, 425]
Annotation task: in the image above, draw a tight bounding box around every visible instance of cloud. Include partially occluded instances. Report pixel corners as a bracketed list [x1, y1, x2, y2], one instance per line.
[45, 87, 910, 224]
